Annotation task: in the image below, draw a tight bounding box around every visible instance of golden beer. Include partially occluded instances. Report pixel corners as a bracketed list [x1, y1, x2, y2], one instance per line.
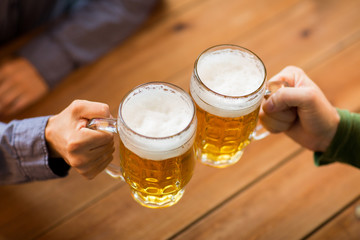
[119, 141, 195, 207]
[190, 45, 266, 167]
[118, 82, 197, 208]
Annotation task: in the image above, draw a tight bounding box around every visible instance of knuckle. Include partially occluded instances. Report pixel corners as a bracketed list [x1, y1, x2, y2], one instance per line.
[267, 123, 289, 133]
[284, 66, 306, 82]
[70, 100, 85, 113]
[72, 99, 97, 112]
[67, 156, 84, 168]
[97, 130, 114, 143]
[98, 103, 110, 117]
[85, 173, 96, 180]
[104, 132, 115, 142]
[261, 123, 278, 133]
[268, 128, 282, 134]
[71, 160, 83, 168]
[303, 87, 318, 102]
[76, 168, 91, 179]
[269, 88, 284, 107]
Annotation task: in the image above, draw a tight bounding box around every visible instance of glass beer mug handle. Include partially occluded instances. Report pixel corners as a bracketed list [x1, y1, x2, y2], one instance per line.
[252, 80, 290, 140]
[252, 125, 270, 140]
[87, 118, 123, 180]
[87, 118, 118, 133]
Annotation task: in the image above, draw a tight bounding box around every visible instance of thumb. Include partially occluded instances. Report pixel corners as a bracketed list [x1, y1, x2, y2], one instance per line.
[262, 87, 311, 113]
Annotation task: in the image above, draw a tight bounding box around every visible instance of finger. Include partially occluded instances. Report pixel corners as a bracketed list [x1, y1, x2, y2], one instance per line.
[81, 143, 114, 166]
[268, 72, 294, 88]
[75, 146, 114, 179]
[269, 66, 319, 88]
[89, 140, 115, 152]
[70, 100, 111, 120]
[83, 154, 114, 179]
[88, 149, 115, 177]
[259, 112, 294, 133]
[260, 106, 297, 123]
[1, 96, 30, 116]
[262, 87, 316, 113]
[68, 141, 114, 171]
[75, 127, 114, 150]
[88, 140, 115, 157]
[66, 129, 114, 159]
[267, 68, 296, 87]
[0, 87, 20, 113]
[0, 76, 14, 97]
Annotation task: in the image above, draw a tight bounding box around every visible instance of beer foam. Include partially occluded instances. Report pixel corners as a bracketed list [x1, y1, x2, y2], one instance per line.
[191, 48, 266, 117]
[119, 83, 196, 160]
[197, 49, 264, 96]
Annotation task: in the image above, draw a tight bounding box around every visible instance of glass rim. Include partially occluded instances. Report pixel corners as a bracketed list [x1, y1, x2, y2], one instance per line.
[118, 81, 196, 141]
[193, 44, 267, 99]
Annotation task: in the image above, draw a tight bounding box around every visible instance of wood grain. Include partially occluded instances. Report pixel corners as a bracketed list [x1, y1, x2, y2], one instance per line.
[307, 199, 360, 240]
[174, 151, 360, 240]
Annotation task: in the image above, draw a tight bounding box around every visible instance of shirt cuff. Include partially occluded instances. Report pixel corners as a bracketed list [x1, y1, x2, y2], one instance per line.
[14, 116, 62, 181]
[314, 109, 353, 166]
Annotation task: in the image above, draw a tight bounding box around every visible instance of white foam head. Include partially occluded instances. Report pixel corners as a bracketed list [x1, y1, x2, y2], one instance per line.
[118, 83, 196, 160]
[190, 46, 266, 118]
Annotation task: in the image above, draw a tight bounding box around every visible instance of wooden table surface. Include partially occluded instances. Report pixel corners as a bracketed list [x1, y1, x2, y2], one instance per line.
[1, 0, 360, 239]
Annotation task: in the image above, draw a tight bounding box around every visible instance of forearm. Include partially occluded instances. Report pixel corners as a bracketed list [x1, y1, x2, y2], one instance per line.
[18, 0, 159, 88]
[314, 109, 360, 168]
[0, 116, 65, 184]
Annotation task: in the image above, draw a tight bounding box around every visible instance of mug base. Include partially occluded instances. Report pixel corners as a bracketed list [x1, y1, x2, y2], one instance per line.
[131, 189, 185, 209]
[199, 150, 244, 168]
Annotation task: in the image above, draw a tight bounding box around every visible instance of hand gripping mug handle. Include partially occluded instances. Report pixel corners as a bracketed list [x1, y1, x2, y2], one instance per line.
[252, 80, 289, 140]
[86, 118, 124, 180]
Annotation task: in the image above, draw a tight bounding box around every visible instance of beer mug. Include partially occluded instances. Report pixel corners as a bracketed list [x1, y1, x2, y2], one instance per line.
[88, 82, 197, 208]
[190, 44, 284, 168]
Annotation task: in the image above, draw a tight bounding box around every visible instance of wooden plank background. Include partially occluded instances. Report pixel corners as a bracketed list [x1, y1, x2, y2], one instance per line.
[0, 0, 359, 239]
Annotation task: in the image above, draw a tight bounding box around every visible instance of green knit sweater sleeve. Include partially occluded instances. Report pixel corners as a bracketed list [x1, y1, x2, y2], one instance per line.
[314, 109, 360, 168]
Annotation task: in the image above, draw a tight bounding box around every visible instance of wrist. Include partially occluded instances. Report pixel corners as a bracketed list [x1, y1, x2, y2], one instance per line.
[45, 115, 62, 158]
[318, 107, 340, 152]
